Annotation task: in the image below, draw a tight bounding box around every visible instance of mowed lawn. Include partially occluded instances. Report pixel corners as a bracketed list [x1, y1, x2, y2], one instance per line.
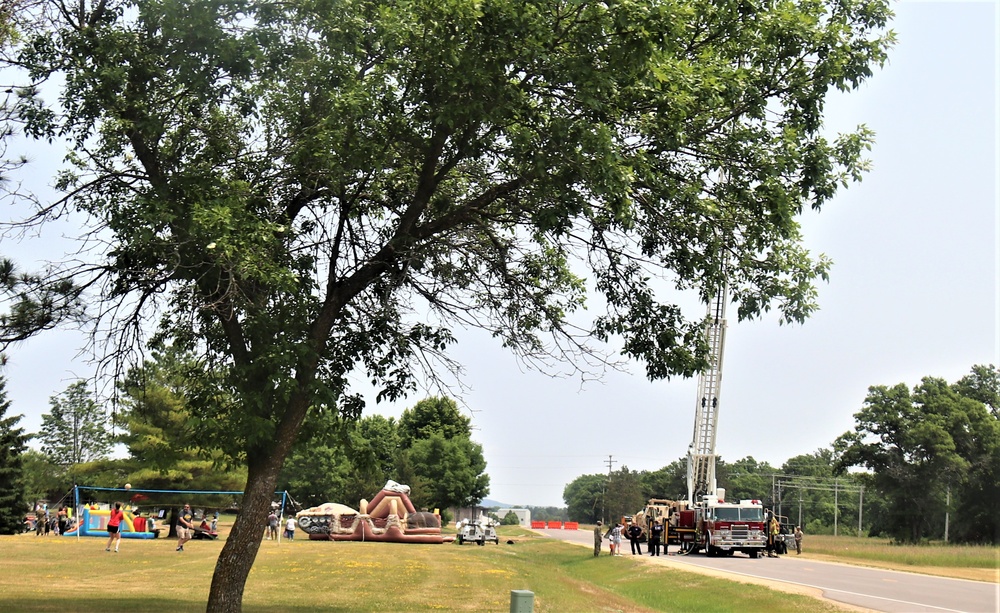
[1, 526, 849, 613]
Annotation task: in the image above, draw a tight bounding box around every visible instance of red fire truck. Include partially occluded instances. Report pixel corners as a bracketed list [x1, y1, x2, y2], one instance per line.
[676, 489, 767, 558]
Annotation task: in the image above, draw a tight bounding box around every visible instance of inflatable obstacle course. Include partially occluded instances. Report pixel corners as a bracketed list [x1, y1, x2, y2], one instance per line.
[296, 481, 454, 543]
[63, 507, 159, 539]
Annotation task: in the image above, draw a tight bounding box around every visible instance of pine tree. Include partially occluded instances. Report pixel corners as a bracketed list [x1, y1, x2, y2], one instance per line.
[0, 373, 28, 534]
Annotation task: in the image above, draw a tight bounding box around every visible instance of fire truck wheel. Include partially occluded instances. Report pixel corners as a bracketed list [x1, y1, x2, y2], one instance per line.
[749, 550, 759, 559]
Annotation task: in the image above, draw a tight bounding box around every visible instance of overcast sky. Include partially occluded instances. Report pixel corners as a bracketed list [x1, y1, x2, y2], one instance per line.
[2, 1, 997, 509]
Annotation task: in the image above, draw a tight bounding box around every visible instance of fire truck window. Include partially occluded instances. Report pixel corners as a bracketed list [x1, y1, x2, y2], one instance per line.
[741, 508, 764, 521]
[715, 508, 741, 521]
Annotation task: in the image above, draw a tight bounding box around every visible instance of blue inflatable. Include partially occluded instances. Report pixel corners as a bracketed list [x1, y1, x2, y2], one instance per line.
[63, 507, 158, 539]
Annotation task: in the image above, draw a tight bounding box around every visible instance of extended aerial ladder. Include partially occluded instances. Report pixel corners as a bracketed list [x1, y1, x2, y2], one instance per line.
[686, 284, 728, 506]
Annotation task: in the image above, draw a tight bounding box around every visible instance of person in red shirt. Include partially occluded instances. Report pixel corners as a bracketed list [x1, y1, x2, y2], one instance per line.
[106, 502, 124, 552]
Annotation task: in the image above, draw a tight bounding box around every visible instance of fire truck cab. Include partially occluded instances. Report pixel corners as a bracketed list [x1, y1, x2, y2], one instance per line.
[676, 489, 767, 558]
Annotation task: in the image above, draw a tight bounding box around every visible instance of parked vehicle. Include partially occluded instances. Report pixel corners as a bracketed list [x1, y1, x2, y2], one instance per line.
[456, 517, 498, 546]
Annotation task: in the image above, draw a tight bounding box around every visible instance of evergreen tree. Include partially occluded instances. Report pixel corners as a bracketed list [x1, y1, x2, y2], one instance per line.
[0, 373, 28, 534]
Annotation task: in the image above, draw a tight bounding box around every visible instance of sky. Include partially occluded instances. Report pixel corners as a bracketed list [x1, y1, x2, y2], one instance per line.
[2, 1, 997, 509]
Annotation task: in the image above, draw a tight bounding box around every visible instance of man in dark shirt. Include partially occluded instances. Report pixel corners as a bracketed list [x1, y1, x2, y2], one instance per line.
[176, 504, 194, 552]
[649, 519, 664, 556]
[627, 522, 643, 555]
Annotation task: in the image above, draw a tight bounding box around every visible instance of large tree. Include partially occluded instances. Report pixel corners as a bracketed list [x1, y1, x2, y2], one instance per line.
[398, 397, 472, 447]
[37, 380, 113, 467]
[406, 433, 489, 510]
[563, 473, 607, 524]
[605, 466, 645, 522]
[949, 366, 1000, 543]
[833, 377, 984, 542]
[397, 397, 489, 510]
[0, 373, 28, 533]
[117, 347, 248, 493]
[4, 0, 893, 608]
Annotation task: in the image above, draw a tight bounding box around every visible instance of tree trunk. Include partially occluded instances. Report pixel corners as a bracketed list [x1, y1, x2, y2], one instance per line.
[205, 452, 283, 612]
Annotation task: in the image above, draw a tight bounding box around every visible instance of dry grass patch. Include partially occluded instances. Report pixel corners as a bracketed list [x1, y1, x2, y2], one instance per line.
[0, 528, 851, 612]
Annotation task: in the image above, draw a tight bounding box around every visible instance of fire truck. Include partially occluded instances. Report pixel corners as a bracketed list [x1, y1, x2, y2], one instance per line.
[676, 284, 767, 558]
[675, 489, 767, 557]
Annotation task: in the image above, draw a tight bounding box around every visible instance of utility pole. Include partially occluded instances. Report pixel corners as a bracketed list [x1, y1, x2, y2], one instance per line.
[602, 455, 617, 524]
[834, 479, 839, 537]
[858, 486, 864, 537]
[944, 487, 950, 543]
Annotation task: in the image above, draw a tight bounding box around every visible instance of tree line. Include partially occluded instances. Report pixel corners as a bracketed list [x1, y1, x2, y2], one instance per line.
[564, 365, 999, 544]
[0, 347, 489, 530]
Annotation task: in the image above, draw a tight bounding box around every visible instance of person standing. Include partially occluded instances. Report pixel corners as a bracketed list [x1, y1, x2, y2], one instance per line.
[627, 522, 643, 555]
[649, 519, 664, 556]
[607, 523, 623, 556]
[284, 516, 296, 540]
[57, 507, 68, 536]
[105, 502, 124, 552]
[176, 503, 194, 552]
[267, 511, 279, 540]
[592, 521, 603, 557]
[794, 526, 803, 555]
[767, 514, 780, 557]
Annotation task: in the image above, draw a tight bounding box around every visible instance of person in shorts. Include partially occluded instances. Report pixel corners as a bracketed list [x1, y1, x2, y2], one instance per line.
[176, 504, 194, 552]
[105, 502, 124, 552]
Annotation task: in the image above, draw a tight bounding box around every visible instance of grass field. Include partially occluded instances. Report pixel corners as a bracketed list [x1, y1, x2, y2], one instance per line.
[1, 526, 844, 613]
[1, 526, 995, 612]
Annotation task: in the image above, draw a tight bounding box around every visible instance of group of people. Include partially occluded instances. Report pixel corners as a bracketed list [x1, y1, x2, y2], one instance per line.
[265, 510, 297, 540]
[593, 519, 667, 558]
[593, 517, 804, 558]
[101, 502, 299, 553]
[27, 505, 72, 536]
[766, 514, 805, 557]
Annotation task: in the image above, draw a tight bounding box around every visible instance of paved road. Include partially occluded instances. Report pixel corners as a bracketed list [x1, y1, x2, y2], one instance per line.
[536, 528, 999, 613]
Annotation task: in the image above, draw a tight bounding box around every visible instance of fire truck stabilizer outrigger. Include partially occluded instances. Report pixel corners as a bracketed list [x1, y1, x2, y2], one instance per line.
[675, 284, 767, 558]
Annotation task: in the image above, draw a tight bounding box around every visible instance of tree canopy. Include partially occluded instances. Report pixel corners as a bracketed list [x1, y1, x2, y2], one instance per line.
[834, 366, 999, 543]
[2, 0, 893, 608]
[279, 397, 489, 513]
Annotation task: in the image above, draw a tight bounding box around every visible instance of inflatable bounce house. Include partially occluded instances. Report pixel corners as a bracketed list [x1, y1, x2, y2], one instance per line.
[296, 481, 453, 543]
[64, 507, 159, 539]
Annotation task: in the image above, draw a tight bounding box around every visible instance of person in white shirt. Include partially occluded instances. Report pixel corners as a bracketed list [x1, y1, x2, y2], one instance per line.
[284, 516, 296, 540]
